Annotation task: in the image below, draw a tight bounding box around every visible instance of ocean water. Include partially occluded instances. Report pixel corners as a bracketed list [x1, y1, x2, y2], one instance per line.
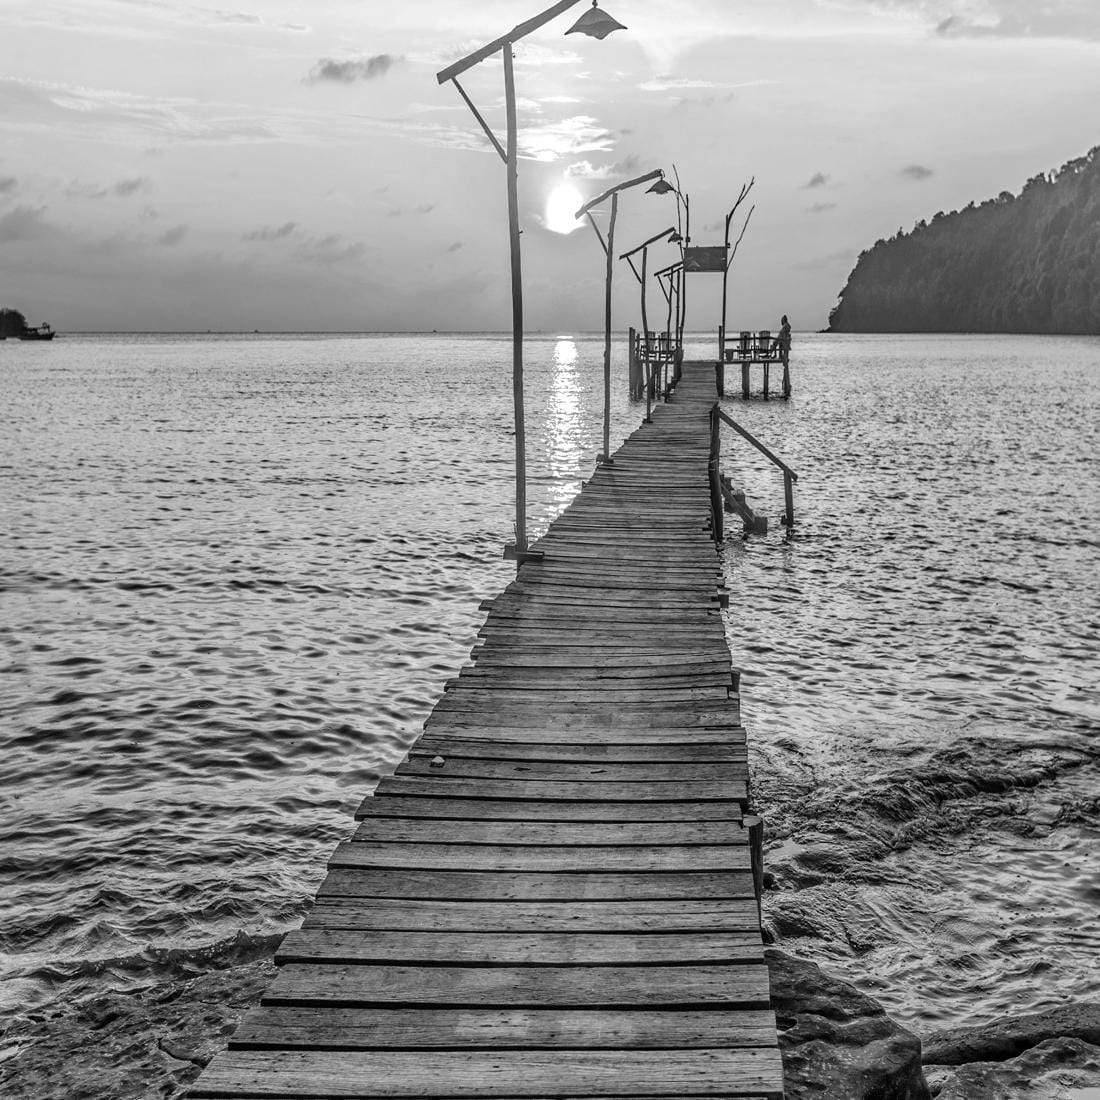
[1, 332, 1097, 1068]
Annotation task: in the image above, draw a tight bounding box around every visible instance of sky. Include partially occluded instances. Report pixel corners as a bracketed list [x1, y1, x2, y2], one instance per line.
[1, 0, 1099, 332]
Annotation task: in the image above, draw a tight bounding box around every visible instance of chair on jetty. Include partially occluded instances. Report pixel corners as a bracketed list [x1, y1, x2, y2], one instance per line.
[718, 328, 791, 400]
[190, 359, 785, 1100]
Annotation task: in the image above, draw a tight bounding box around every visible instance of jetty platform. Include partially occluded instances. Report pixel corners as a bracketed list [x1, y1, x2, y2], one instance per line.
[191, 360, 784, 1098]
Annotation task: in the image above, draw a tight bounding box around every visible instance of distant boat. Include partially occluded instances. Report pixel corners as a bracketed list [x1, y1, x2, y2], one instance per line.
[19, 323, 55, 341]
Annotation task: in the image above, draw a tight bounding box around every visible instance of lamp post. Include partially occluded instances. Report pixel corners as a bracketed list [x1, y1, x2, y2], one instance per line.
[619, 226, 677, 423]
[649, 175, 689, 350]
[575, 168, 665, 465]
[436, 0, 627, 564]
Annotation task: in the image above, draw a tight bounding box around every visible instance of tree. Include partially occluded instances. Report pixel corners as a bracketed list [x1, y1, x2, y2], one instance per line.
[0, 308, 28, 337]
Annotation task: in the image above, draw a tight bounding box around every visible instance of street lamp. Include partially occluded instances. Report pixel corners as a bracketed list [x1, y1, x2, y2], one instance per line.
[575, 168, 666, 465]
[436, 1, 627, 564]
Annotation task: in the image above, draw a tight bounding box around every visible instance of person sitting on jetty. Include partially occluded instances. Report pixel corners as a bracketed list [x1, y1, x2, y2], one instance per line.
[773, 315, 792, 361]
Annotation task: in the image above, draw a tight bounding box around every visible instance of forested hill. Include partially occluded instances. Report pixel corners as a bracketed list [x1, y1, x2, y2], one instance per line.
[828, 147, 1100, 334]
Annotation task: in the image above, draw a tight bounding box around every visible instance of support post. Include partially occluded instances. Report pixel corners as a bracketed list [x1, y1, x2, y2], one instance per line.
[628, 326, 640, 398]
[639, 245, 650, 392]
[501, 45, 531, 562]
[741, 361, 750, 400]
[708, 404, 724, 543]
[743, 814, 765, 918]
[783, 353, 791, 399]
[716, 359, 724, 399]
[644, 355, 652, 423]
[599, 191, 618, 465]
[783, 471, 795, 529]
[763, 361, 770, 401]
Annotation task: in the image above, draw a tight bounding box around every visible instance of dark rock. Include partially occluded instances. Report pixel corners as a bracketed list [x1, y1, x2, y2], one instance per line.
[0, 959, 274, 1099]
[767, 948, 931, 1099]
[922, 1000, 1100, 1065]
[927, 1036, 1100, 1098]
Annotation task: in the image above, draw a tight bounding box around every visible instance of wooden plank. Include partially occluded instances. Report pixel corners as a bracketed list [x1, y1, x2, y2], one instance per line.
[327, 841, 751, 873]
[355, 795, 745, 822]
[303, 898, 764, 933]
[192, 1048, 785, 1098]
[372, 776, 748, 804]
[408, 739, 745, 762]
[351, 819, 751, 846]
[394, 759, 746, 783]
[317, 867, 756, 901]
[231, 1006, 779, 1050]
[265, 962, 774, 1007]
[275, 930, 763, 967]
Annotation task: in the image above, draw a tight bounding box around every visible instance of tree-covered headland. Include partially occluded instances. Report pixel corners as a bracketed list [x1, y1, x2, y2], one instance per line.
[828, 146, 1100, 334]
[0, 308, 29, 337]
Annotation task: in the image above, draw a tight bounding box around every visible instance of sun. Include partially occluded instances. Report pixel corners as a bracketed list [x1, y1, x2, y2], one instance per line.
[545, 182, 585, 235]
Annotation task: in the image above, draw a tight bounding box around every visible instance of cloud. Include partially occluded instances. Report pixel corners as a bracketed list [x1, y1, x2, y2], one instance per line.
[0, 204, 49, 242]
[294, 233, 365, 264]
[446, 241, 463, 253]
[807, 201, 837, 214]
[306, 55, 401, 84]
[114, 177, 150, 196]
[243, 221, 298, 241]
[210, 9, 262, 25]
[900, 164, 934, 181]
[0, 176, 17, 195]
[930, 1, 1100, 40]
[157, 224, 187, 246]
[803, 172, 830, 189]
[565, 154, 641, 181]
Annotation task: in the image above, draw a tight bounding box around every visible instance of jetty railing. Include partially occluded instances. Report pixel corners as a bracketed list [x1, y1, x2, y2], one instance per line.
[709, 405, 798, 537]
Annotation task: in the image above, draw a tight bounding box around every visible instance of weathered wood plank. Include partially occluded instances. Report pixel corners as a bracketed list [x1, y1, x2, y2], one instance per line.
[317, 867, 756, 901]
[192, 1048, 785, 1098]
[394, 758, 746, 783]
[275, 930, 763, 967]
[231, 1006, 779, 1050]
[327, 841, 751, 873]
[266, 962, 774, 1008]
[354, 795, 745, 822]
[350, 819, 750, 847]
[408, 739, 745, 762]
[302, 898, 764, 933]
[372, 776, 748, 805]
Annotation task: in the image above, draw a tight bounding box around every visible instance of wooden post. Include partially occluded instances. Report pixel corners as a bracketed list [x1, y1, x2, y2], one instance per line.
[644, 354, 652, 422]
[784, 471, 795, 529]
[599, 191, 618, 465]
[502, 45, 528, 559]
[708, 405, 723, 543]
[716, 360, 724, 399]
[639, 245, 650, 393]
[627, 326, 640, 398]
[782, 353, 791, 399]
[741, 361, 750, 399]
[743, 815, 764, 916]
[763, 361, 770, 401]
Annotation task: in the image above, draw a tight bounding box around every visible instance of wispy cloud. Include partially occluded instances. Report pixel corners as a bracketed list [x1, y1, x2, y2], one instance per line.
[0, 176, 17, 195]
[306, 55, 402, 84]
[294, 233, 365, 264]
[803, 172, 830, 189]
[900, 163, 934, 180]
[114, 176, 150, 196]
[520, 116, 615, 162]
[446, 241, 463, 253]
[243, 221, 297, 241]
[565, 154, 641, 181]
[158, 224, 188, 246]
[807, 201, 837, 213]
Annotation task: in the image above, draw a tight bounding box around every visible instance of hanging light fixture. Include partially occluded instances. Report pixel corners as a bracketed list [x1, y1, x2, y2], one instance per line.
[647, 178, 676, 195]
[668, 231, 682, 243]
[565, 1, 627, 40]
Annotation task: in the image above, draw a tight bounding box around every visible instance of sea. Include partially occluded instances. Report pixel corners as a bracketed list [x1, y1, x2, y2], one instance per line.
[1, 332, 1097, 1086]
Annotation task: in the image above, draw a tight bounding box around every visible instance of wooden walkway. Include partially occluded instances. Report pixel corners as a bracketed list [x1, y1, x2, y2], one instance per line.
[192, 361, 784, 1099]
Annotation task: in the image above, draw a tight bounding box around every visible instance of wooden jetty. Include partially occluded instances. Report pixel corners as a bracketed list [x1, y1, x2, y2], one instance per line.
[191, 359, 784, 1099]
[717, 329, 791, 400]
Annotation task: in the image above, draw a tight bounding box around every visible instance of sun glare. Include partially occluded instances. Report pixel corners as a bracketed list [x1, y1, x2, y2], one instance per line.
[545, 183, 585, 235]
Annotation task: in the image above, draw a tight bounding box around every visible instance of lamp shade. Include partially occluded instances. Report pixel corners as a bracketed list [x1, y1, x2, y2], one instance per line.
[565, 1, 627, 39]
[647, 179, 676, 195]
